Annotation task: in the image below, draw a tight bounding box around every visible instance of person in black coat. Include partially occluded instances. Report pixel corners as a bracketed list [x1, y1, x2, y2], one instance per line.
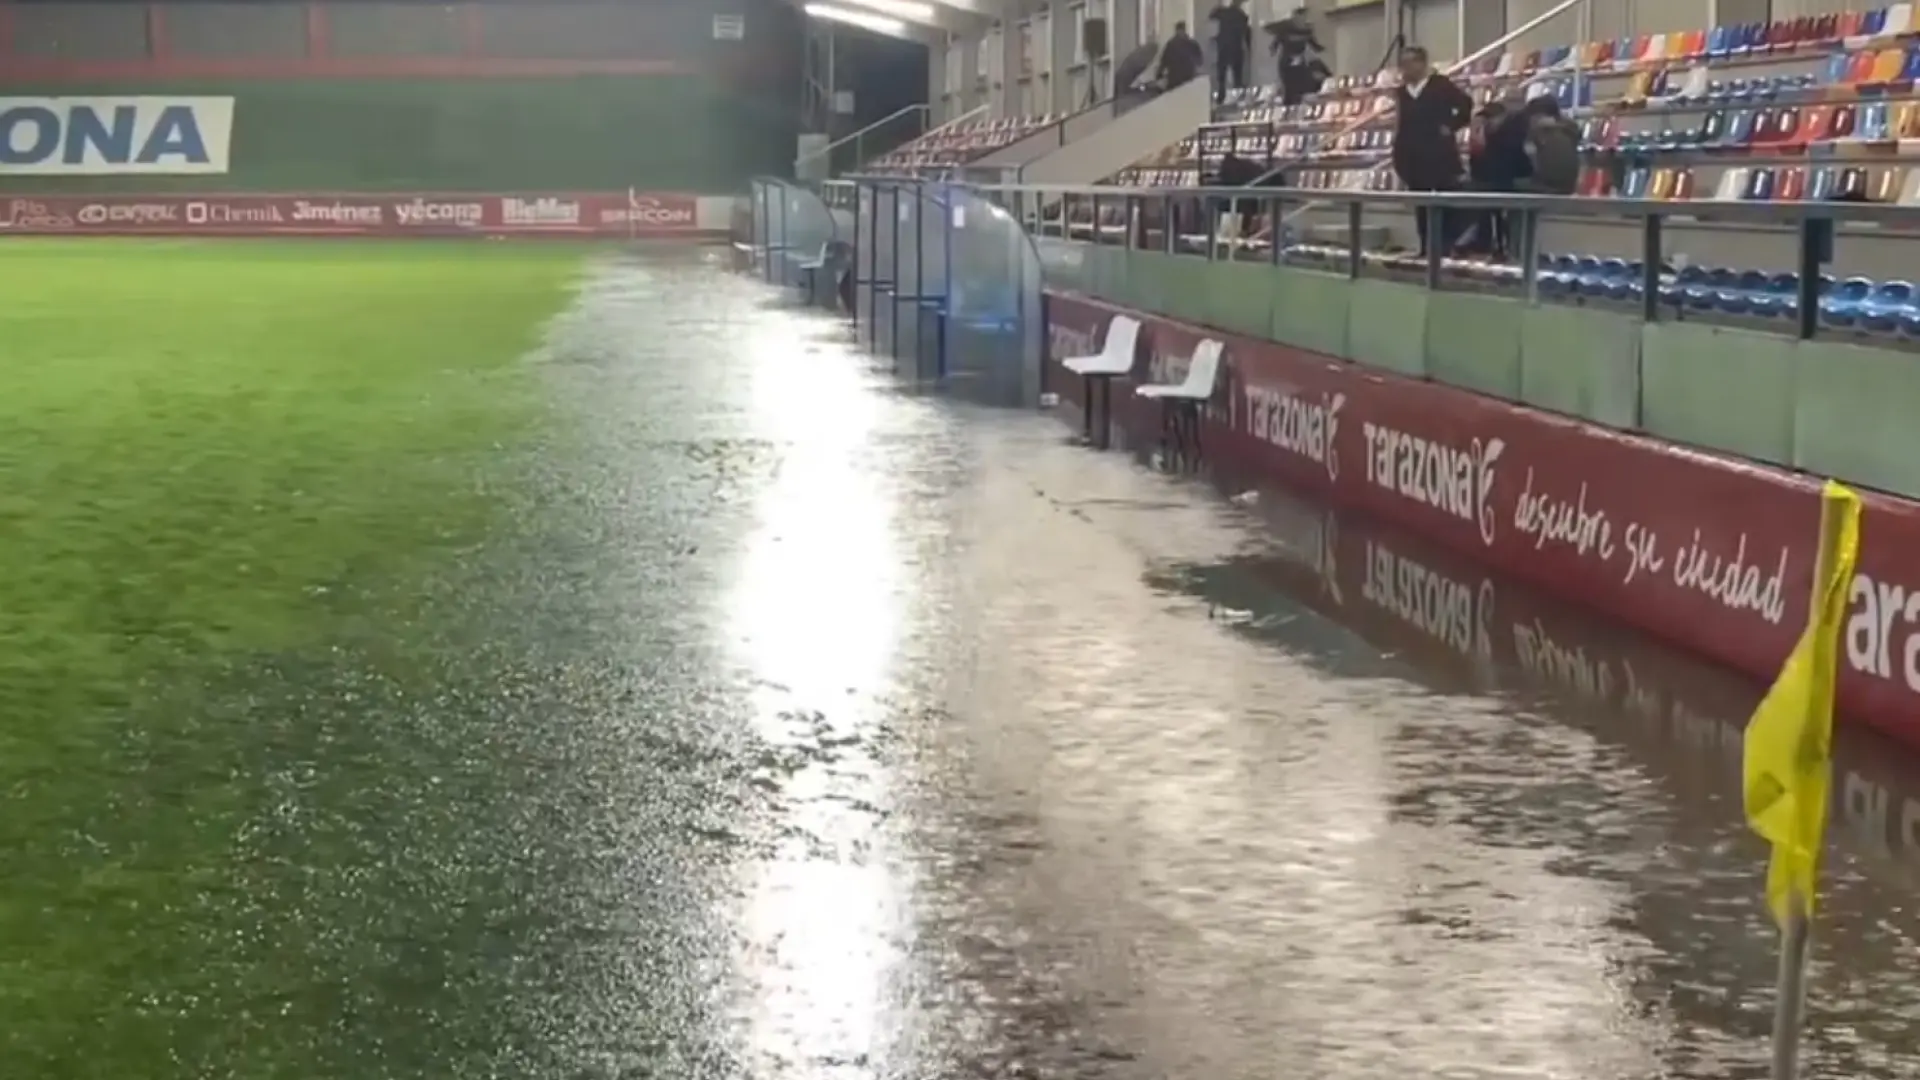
[1155, 22, 1206, 90]
[1460, 99, 1515, 256]
[1217, 152, 1285, 238]
[1389, 46, 1475, 254]
[1269, 7, 1326, 104]
[1209, 0, 1253, 103]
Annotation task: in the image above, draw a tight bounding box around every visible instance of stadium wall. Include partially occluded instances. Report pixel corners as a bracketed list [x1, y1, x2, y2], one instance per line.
[0, 0, 801, 194]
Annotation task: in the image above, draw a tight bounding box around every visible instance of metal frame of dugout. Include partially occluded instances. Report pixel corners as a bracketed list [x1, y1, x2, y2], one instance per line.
[981, 182, 1920, 346]
[746, 176, 849, 307]
[737, 177, 1047, 408]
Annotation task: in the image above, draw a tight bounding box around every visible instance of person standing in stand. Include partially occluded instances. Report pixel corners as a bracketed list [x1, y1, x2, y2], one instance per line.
[1461, 99, 1514, 257]
[1155, 21, 1206, 90]
[1269, 7, 1326, 105]
[1209, 0, 1253, 104]
[1389, 45, 1475, 255]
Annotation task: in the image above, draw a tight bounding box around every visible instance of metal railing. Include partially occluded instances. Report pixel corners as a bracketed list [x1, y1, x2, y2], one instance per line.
[796, 103, 991, 179]
[974, 181, 1920, 342]
[1245, 0, 1586, 211]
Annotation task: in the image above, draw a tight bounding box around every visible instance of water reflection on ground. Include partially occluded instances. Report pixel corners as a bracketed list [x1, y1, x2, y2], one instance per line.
[384, 253, 1920, 1079]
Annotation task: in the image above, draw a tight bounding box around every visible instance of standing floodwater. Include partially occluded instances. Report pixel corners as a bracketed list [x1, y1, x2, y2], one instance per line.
[10, 247, 1920, 1078]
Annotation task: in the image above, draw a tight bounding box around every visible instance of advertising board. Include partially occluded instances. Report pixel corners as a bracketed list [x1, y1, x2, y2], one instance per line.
[0, 192, 707, 237]
[1044, 290, 1920, 751]
[0, 97, 235, 176]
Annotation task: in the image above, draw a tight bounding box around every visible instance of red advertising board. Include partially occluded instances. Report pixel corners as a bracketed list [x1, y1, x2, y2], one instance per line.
[0, 191, 709, 238]
[1045, 289, 1920, 751]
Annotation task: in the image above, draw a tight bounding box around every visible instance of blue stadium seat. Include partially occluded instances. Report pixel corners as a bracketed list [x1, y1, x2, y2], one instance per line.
[1569, 255, 1605, 297]
[1713, 270, 1766, 314]
[1589, 258, 1628, 299]
[1861, 280, 1915, 335]
[1536, 254, 1570, 295]
[1821, 277, 1876, 329]
[1751, 272, 1798, 317]
[1664, 264, 1704, 306]
[1687, 267, 1734, 311]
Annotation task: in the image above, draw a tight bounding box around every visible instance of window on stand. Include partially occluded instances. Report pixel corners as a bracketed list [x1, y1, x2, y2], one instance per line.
[1088, 0, 1113, 92]
[1034, 11, 1054, 114]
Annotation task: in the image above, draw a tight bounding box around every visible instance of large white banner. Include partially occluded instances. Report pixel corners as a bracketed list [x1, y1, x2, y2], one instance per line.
[0, 97, 234, 176]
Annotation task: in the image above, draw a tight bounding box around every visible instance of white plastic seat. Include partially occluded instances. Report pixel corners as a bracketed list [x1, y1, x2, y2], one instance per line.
[1062, 314, 1140, 377]
[1136, 339, 1224, 401]
[1673, 65, 1710, 101]
[1899, 169, 1920, 206]
[1883, 3, 1914, 37]
[1062, 314, 1142, 447]
[1135, 338, 1224, 464]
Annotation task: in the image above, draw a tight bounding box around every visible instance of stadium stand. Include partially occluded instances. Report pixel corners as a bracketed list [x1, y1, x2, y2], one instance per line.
[866, 114, 1065, 175]
[1029, 3, 1920, 342]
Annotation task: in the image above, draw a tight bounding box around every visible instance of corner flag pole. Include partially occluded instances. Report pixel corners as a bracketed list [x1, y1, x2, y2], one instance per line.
[1745, 481, 1861, 1080]
[1770, 896, 1811, 1079]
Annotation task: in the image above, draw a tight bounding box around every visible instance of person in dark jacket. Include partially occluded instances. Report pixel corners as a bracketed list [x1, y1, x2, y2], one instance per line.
[1390, 46, 1475, 254]
[1217, 151, 1283, 237]
[1269, 7, 1325, 104]
[1156, 22, 1206, 90]
[1459, 100, 1511, 256]
[1516, 94, 1581, 195]
[1209, 0, 1253, 103]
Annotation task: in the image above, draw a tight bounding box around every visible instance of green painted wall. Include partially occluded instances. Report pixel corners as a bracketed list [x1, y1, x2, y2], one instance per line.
[1036, 239, 1920, 501]
[0, 76, 793, 193]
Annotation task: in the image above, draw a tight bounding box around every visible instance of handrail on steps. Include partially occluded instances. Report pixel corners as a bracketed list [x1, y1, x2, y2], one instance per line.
[1247, 0, 1589, 232]
[795, 102, 993, 174]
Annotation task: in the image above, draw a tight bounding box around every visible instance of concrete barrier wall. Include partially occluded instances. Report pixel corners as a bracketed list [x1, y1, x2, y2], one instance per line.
[1043, 243, 1920, 500]
[1042, 287, 1920, 751]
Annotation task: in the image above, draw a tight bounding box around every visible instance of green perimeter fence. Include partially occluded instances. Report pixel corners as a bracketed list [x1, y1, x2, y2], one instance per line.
[1006, 185, 1920, 502]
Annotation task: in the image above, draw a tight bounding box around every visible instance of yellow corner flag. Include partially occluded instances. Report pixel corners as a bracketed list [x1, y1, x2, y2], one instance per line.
[1742, 480, 1862, 931]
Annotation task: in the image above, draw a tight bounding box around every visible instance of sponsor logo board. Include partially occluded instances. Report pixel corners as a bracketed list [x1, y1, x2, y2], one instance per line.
[0, 192, 708, 236]
[602, 194, 698, 228]
[1042, 290, 1920, 752]
[0, 97, 234, 175]
[394, 198, 484, 229]
[502, 196, 581, 227]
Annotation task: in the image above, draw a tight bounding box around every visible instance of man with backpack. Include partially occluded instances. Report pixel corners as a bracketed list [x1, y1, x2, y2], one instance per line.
[1517, 92, 1581, 196]
[1465, 89, 1580, 258]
